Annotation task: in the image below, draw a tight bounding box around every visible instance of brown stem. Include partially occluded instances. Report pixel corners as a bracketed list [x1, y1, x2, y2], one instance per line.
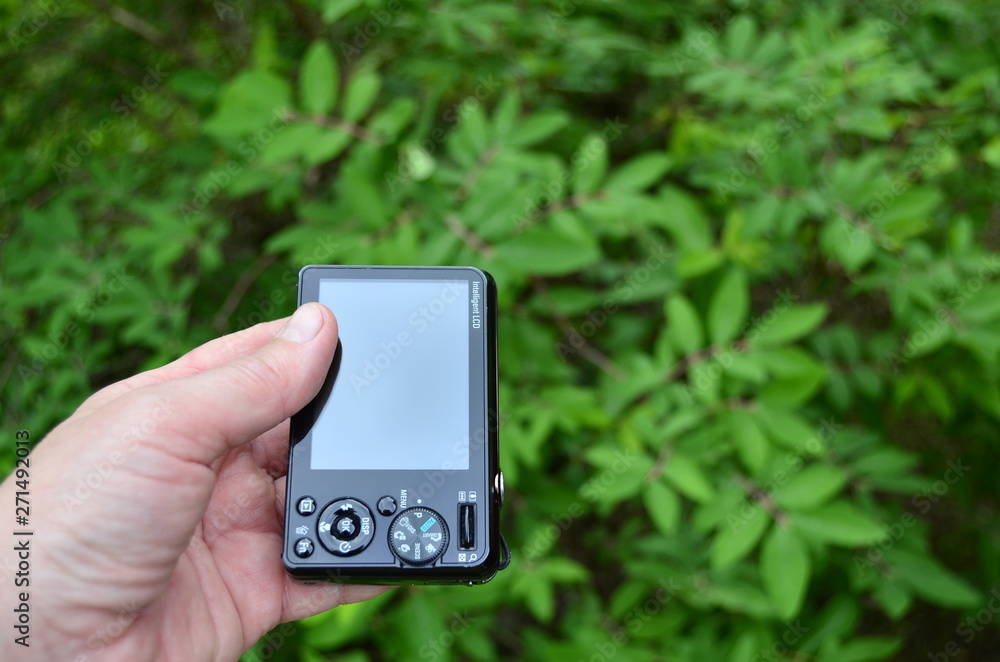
[735, 473, 789, 526]
[212, 254, 279, 331]
[531, 276, 626, 381]
[444, 214, 494, 257]
[286, 111, 385, 145]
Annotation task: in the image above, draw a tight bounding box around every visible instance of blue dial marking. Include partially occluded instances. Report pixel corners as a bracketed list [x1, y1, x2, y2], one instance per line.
[421, 517, 437, 532]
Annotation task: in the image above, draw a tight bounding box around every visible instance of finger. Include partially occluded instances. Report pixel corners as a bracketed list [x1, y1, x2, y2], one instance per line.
[120, 302, 338, 466]
[247, 421, 293, 479]
[77, 317, 290, 415]
[272, 478, 393, 620]
[280, 578, 392, 624]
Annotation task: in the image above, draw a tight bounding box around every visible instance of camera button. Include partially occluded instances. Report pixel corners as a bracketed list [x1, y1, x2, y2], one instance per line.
[333, 514, 358, 540]
[297, 497, 317, 515]
[293, 538, 314, 558]
[377, 496, 397, 516]
[317, 498, 374, 556]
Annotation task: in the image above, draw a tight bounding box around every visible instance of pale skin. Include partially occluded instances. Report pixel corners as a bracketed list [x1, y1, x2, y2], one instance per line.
[0, 303, 388, 661]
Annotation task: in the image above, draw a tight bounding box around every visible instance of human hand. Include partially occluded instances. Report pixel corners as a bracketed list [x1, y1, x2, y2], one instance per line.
[0, 303, 388, 661]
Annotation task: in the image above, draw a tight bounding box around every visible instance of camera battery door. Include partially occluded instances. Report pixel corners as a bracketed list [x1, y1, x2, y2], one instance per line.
[282, 265, 504, 585]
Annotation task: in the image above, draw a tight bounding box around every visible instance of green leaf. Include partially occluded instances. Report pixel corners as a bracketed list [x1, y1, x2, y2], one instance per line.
[708, 579, 775, 618]
[727, 409, 771, 476]
[835, 637, 901, 662]
[821, 218, 877, 273]
[644, 481, 681, 535]
[573, 133, 609, 194]
[710, 501, 770, 568]
[343, 71, 381, 122]
[791, 501, 884, 547]
[340, 162, 390, 227]
[540, 557, 589, 583]
[524, 577, 555, 622]
[300, 41, 338, 115]
[754, 405, 820, 452]
[321, 0, 363, 24]
[708, 268, 749, 345]
[656, 186, 712, 250]
[761, 525, 810, 619]
[753, 303, 828, 347]
[304, 128, 353, 166]
[873, 580, 912, 620]
[258, 123, 325, 164]
[662, 452, 715, 503]
[886, 549, 980, 608]
[604, 153, 672, 193]
[508, 111, 570, 147]
[665, 294, 703, 356]
[726, 15, 757, 60]
[494, 229, 600, 276]
[676, 248, 724, 279]
[204, 71, 292, 137]
[493, 90, 521, 139]
[982, 135, 1000, 169]
[773, 464, 846, 510]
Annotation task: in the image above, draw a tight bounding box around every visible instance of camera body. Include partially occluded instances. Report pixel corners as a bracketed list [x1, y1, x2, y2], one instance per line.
[282, 265, 505, 585]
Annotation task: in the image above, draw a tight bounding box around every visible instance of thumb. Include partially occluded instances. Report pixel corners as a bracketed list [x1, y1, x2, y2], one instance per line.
[146, 302, 338, 466]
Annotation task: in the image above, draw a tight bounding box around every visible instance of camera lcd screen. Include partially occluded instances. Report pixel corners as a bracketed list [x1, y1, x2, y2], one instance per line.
[309, 278, 471, 471]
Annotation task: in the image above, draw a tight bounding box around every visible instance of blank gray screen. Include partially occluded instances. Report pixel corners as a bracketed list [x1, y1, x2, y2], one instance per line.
[310, 278, 470, 471]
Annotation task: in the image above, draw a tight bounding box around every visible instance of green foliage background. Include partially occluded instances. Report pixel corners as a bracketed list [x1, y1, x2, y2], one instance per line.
[3, 0, 1000, 659]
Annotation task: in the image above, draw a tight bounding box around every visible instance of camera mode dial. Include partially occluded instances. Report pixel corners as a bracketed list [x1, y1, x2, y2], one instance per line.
[388, 507, 448, 566]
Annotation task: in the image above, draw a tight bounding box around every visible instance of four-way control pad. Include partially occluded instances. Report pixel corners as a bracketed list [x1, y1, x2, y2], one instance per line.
[388, 507, 448, 566]
[317, 498, 374, 556]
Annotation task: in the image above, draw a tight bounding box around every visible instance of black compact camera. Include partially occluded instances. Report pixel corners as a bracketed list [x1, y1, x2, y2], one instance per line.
[282, 265, 507, 585]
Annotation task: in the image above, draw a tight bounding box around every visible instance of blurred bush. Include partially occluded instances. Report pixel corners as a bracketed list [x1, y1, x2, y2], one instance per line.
[2, 0, 1000, 660]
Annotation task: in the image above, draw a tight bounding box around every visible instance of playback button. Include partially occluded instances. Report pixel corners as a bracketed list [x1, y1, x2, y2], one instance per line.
[317, 498, 374, 556]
